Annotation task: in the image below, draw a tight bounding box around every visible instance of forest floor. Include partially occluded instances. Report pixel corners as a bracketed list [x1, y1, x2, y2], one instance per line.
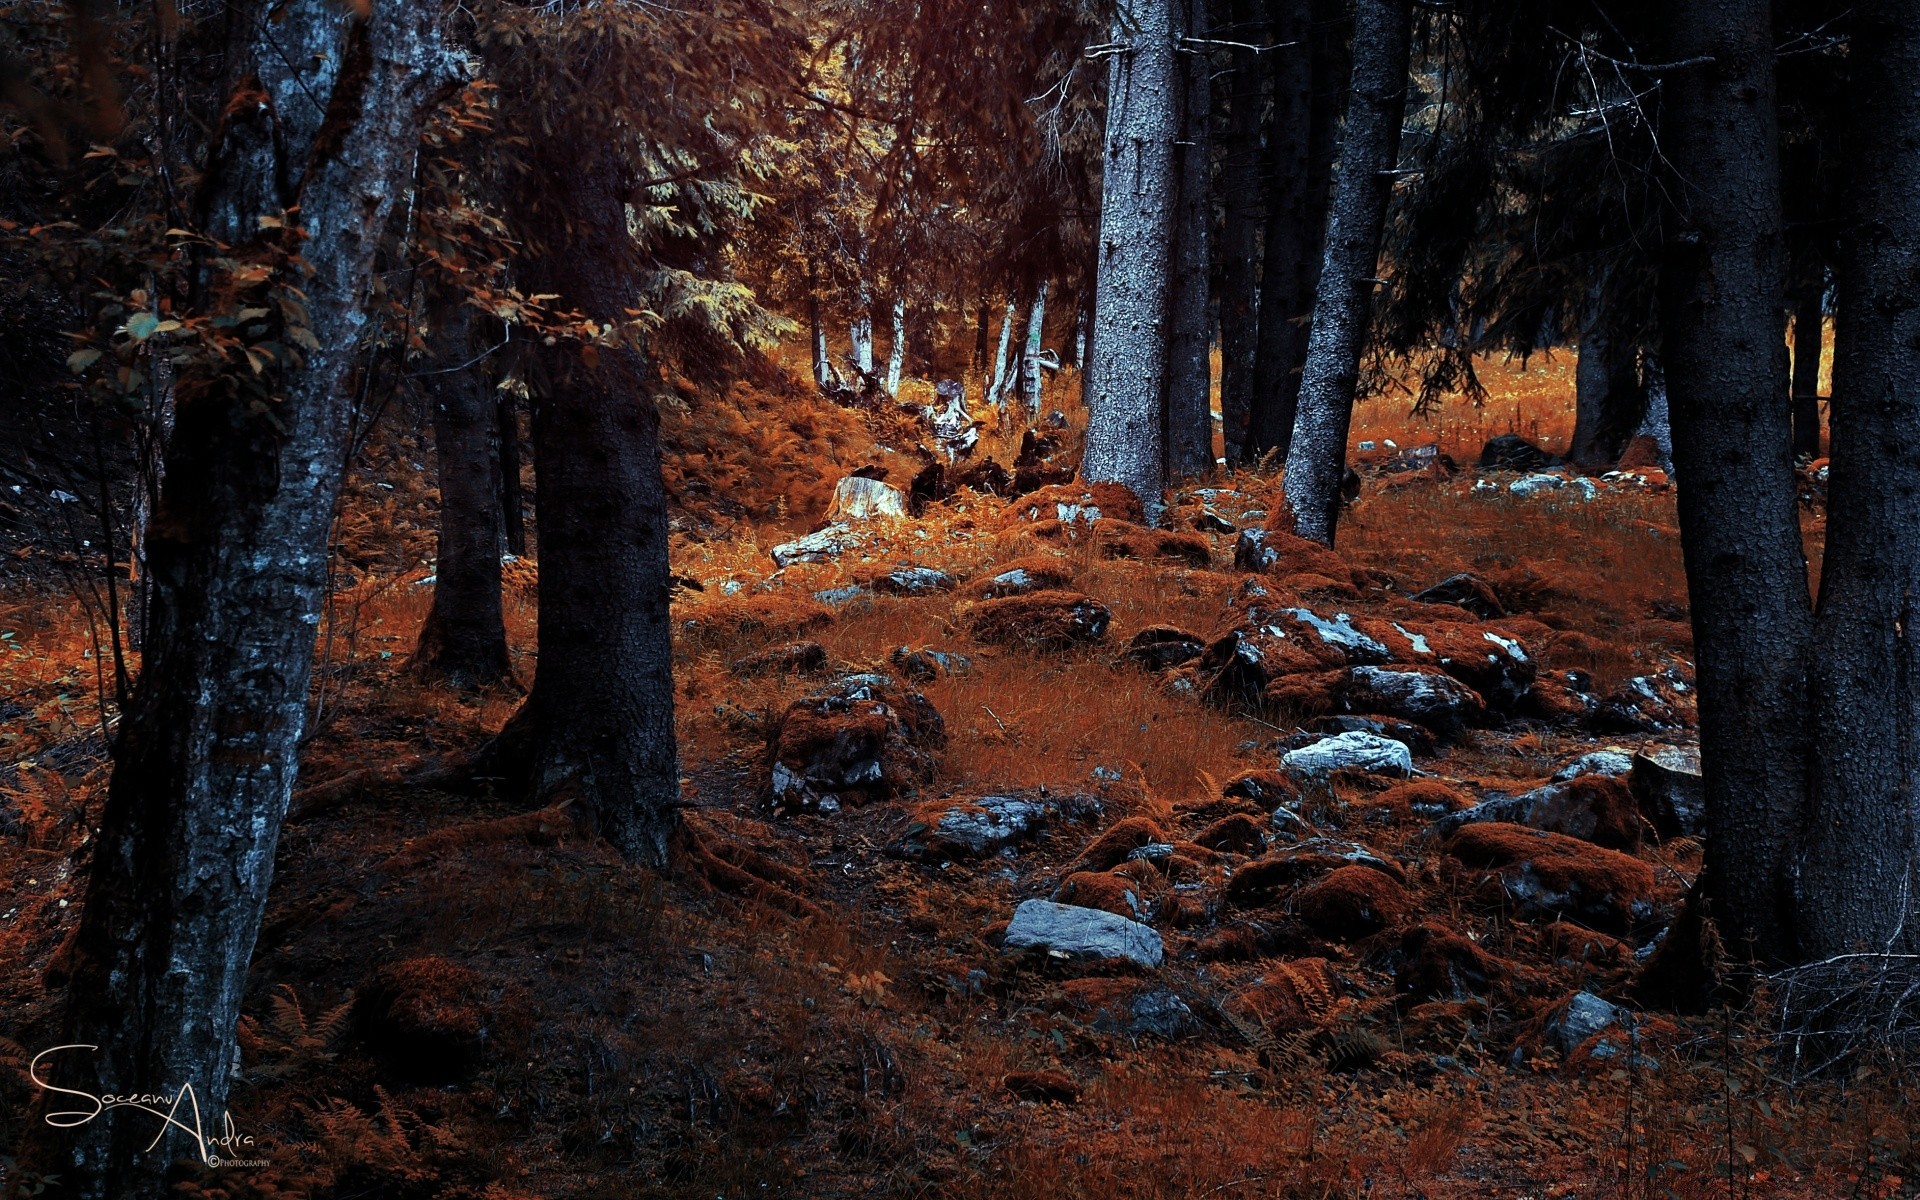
[3, 351, 1916, 1200]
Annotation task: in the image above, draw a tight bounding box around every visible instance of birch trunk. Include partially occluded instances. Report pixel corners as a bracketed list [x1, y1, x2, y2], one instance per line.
[1656, 0, 1810, 964]
[1280, 0, 1411, 544]
[851, 282, 875, 377]
[1802, 0, 1920, 959]
[50, 5, 453, 1194]
[808, 257, 833, 389]
[885, 294, 906, 396]
[988, 295, 1016, 407]
[1018, 280, 1049, 419]
[1165, 0, 1215, 479]
[1083, 0, 1180, 516]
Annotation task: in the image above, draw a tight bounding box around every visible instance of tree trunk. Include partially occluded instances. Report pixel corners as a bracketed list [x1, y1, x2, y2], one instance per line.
[1019, 280, 1049, 419]
[1656, 0, 1810, 964]
[1790, 283, 1824, 459]
[1166, 0, 1215, 480]
[851, 282, 875, 378]
[497, 138, 681, 867]
[808, 257, 833, 389]
[885, 294, 906, 396]
[1214, 0, 1264, 465]
[1801, 1, 1920, 959]
[1572, 276, 1646, 469]
[413, 296, 513, 688]
[49, 5, 451, 1195]
[988, 295, 1017, 408]
[975, 296, 991, 371]
[1246, 0, 1343, 460]
[497, 387, 527, 557]
[1073, 307, 1087, 368]
[1083, 0, 1180, 516]
[1279, 0, 1411, 544]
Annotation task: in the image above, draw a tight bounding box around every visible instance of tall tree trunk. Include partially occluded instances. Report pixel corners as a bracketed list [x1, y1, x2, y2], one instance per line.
[1790, 283, 1824, 459]
[1018, 280, 1049, 419]
[1572, 275, 1646, 469]
[1801, 1, 1920, 959]
[1246, 0, 1344, 460]
[414, 296, 512, 688]
[1083, 0, 1180, 515]
[1656, 0, 1810, 964]
[494, 139, 681, 866]
[975, 296, 991, 371]
[48, 5, 451, 1195]
[1279, 0, 1410, 544]
[1166, 0, 1215, 480]
[988, 295, 1017, 408]
[808, 257, 833, 390]
[1073, 307, 1087, 368]
[497, 387, 527, 557]
[1214, 0, 1264, 465]
[885, 294, 906, 396]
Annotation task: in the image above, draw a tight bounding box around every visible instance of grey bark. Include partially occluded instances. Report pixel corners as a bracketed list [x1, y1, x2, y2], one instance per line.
[50, 5, 453, 1194]
[851, 281, 875, 377]
[1656, 0, 1810, 963]
[1214, 0, 1264, 464]
[1791, 283, 1824, 459]
[1279, 0, 1411, 544]
[1572, 276, 1645, 469]
[1166, 0, 1215, 480]
[988, 295, 1017, 408]
[1018, 280, 1049, 419]
[885, 294, 906, 396]
[1083, 0, 1180, 516]
[1802, 1, 1920, 958]
[808, 257, 833, 389]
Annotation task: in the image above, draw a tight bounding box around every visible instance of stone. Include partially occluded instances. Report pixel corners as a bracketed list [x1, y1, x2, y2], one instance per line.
[968, 590, 1111, 649]
[871, 566, 958, 595]
[1294, 865, 1413, 941]
[1003, 899, 1164, 968]
[765, 678, 946, 812]
[1432, 776, 1642, 852]
[1552, 749, 1635, 782]
[916, 794, 1055, 857]
[890, 645, 971, 683]
[1301, 714, 1437, 758]
[1630, 745, 1704, 838]
[826, 475, 908, 521]
[1479, 433, 1554, 471]
[1091, 987, 1198, 1039]
[1444, 822, 1656, 933]
[813, 585, 870, 607]
[1282, 731, 1413, 778]
[1339, 666, 1487, 737]
[1125, 625, 1207, 672]
[728, 641, 828, 678]
[1508, 472, 1568, 498]
[1545, 991, 1622, 1056]
[1410, 572, 1506, 618]
[770, 523, 860, 567]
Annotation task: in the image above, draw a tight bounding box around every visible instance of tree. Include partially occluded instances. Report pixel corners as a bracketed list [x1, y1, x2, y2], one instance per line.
[1083, 0, 1180, 514]
[1164, 0, 1214, 479]
[1571, 271, 1646, 469]
[48, 3, 454, 1193]
[1655, 0, 1811, 964]
[1279, 0, 1411, 545]
[413, 293, 514, 688]
[1213, 0, 1265, 464]
[1800, 0, 1920, 959]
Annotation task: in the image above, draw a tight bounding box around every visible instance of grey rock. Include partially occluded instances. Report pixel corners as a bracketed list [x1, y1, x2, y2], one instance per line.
[1093, 988, 1198, 1039]
[814, 585, 870, 607]
[1545, 991, 1620, 1055]
[873, 566, 958, 595]
[1282, 731, 1413, 778]
[771, 523, 860, 567]
[1003, 899, 1164, 968]
[1342, 666, 1486, 736]
[1631, 745, 1704, 837]
[931, 795, 1054, 856]
[1552, 749, 1635, 782]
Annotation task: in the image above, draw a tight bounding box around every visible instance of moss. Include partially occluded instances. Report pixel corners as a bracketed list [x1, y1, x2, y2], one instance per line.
[1069, 816, 1167, 873]
[968, 590, 1112, 649]
[1294, 865, 1413, 941]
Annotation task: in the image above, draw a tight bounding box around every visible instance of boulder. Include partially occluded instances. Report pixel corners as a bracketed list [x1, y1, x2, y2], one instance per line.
[903, 790, 1098, 859]
[1410, 572, 1506, 619]
[1003, 898, 1164, 968]
[1392, 922, 1508, 1002]
[1508, 472, 1567, 498]
[826, 474, 909, 521]
[1294, 865, 1413, 940]
[1544, 990, 1622, 1056]
[1226, 839, 1401, 907]
[1068, 816, 1168, 873]
[1231, 527, 1355, 585]
[964, 555, 1075, 598]
[1338, 666, 1487, 737]
[968, 590, 1111, 649]
[869, 566, 958, 595]
[728, 640, 829, 678]
[1432, 775, 1642, 852]
[1479, 433, 1553, 471]
[766, 677, 946, 812]
[1363, 779, 1473, 824]
[1282, 731, 1413, 778]
[1088, 519, 1212, 567]
[1301, 714, 1437, 758]
[1551, 748, 1635, 782]
[889, 645, 972, 682]
[1091, 987, 1198, 1039]
[1006, 482, 1146, 526]
[1193, 813, 1269, 856]
[770, 523, 862, 567]
[1052, 870, 1151, 921]
[1378, 443, 1459, 476]
[1125, 625, 1208, 672]
[1630, 745, 1704, 838]
[1444, 822, 1655, 932]
[1221, 769, 1302, 809]
[1590, 669, 1695, 734]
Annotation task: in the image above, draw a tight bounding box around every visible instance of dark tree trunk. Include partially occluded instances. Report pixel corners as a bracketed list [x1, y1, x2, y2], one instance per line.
[1801, 1, 1920, 959]
[1165, 0, 1215, 480]
[1083, 0, 1180, 512]
[496, 137, 680, 866]
[1214, 0, 1264, 465]
[1246, 0, 1344, 460]
[1656, 0, 1810, 964]
[974, 296, 991, 372]
[414, 296, 512, 688]
[1572, 277, 1646, 469]
[1790, 283, 1824, 459]
[497, 387, 527, 557]
[47, 5, 451, 1195]
[1280, 0, 1410, 544]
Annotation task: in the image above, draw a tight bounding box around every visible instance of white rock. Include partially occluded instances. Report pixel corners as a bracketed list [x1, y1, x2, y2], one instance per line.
[770, 523, 859, 567]
[1282, 731, 1413, 778]
[1003, 899, 1164, 968]
[1552, 749, 1635, 782]
[827, 475, 908, 521]
[1508, 473, 1566, 497]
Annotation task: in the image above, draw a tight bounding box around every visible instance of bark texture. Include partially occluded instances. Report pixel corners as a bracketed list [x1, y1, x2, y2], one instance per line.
[885, 294, 906, 396]
[500, 137, 682, 867]
[1165, 0, 1214, 479]
[1801, 1, 1920, 958]
[496, 388, 528, 557]
[414, 296, 513, 688]
[1571, 278, 1645, 469]
[808, 257, 833, 389]
[1791, 285, 1824, 459]
[1214, 0, 1264, 464]
[1279, 0, 1410, 544]
[1656, 0, 1810, 963]
[1083, 0, 1180, 514]
[52, 5, 452, 1195]
[989, 295, 1016, 408]
[1018, 280, 1049, 419]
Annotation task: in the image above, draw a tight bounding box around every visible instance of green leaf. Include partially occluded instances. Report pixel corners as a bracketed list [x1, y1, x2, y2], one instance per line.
[66, 349, 102, 374]
[125, 312, 159, 340]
